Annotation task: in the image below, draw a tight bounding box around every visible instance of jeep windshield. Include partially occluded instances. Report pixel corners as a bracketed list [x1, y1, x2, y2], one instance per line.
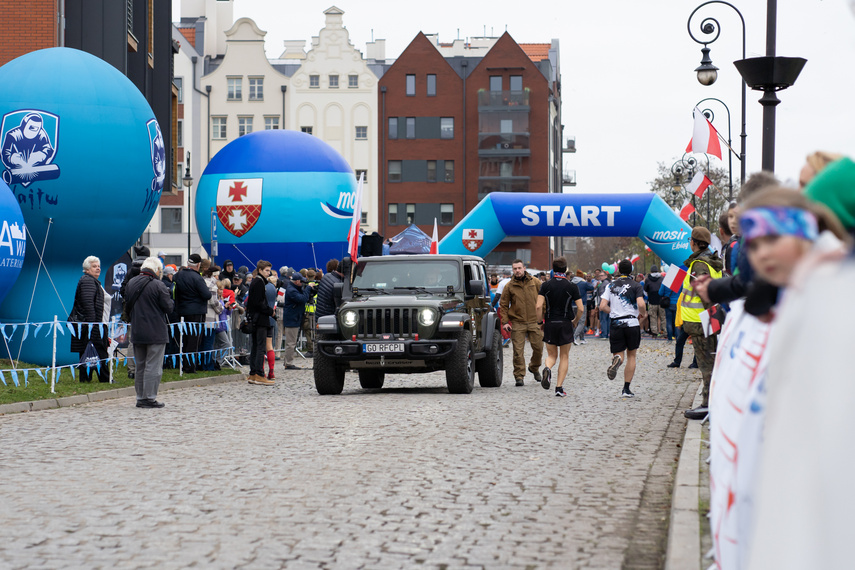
[353, 260, 461, 292]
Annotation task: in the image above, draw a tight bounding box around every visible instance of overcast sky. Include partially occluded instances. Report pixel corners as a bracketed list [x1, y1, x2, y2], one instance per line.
[174, 0, 855, 193]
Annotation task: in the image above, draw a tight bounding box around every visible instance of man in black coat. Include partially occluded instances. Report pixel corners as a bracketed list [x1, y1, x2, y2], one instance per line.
[126, 257, 174, 408]
[315, 258, 343, 318]
[172, 253, 211, 374]
[246, 260, 275, 385]
[119, 244, 150, 379]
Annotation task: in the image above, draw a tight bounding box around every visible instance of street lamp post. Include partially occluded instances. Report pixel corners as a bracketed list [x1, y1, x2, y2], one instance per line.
[182, 151, 194, 261]
[687, 0, 746, 189]
[671, 154, 711, 229]
[689, 0, 806, 174]
[696, 98, 733, 201]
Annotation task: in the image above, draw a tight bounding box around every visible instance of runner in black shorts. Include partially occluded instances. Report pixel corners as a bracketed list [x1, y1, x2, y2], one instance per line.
[536, 257, 584, 397]
[599, 260, 647, 397]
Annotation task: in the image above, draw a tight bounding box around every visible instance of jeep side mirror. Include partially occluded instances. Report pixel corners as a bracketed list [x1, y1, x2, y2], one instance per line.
[468, 279, 484, 297]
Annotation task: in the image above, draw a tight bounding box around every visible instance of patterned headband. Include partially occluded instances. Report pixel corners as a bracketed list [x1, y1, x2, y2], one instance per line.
[739, 206, 819, 242]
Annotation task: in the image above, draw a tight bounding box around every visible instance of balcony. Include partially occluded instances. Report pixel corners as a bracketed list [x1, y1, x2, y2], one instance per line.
[478, 89, 530, 111]
[563, 137, 576, 153]
[562, 170, 576, 186]
[478, 132, 530, 157]
[478, 177, 530, 201]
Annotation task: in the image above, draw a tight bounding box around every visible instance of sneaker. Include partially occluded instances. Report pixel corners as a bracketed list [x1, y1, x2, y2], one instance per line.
[541, 367, 552, 389]
[580, 339, 587, 345]
[248, 375, 275, 386]
[555, 387, 567, 397]
[667, 362, 680, 368]
[285, 364, 302, 370]
[502, 338, 511, 348]
[515, 378, 524, 387]
[573, 339, 580, 346]
[621, 387, 635, 398]
[267, 372, 275, 380]
[607, 354, 623, 380]
[530, 368, 542, 382]
[684, 406, 709, 420]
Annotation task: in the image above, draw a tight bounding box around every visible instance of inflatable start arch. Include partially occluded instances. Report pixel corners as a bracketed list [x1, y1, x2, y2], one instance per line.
[439, 192, 692, 267]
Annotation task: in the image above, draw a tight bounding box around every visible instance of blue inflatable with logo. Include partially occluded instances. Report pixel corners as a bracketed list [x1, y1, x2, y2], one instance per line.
[0, 181, 26, 304]
[441, 192, 693, 267]
[0, 48, 165, 365]
[195, 130, 355, 271]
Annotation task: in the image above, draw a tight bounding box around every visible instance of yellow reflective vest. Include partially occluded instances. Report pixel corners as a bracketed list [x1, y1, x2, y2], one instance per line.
[679, 258, 723, 324]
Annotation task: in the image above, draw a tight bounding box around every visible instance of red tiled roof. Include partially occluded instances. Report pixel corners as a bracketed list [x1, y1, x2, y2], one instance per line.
[178, 27, 196, 49]
[519, 43, 550, 62]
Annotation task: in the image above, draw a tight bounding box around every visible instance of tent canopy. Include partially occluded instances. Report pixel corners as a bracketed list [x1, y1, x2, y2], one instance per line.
[389, 224, 431, 255]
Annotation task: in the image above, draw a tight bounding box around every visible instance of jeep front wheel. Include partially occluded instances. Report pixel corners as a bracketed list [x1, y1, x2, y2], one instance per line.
[358, 369, 385, 389]
[445, 329, 475, 394]
[314, 335, 345, 395]
[476, 331, 503, 387]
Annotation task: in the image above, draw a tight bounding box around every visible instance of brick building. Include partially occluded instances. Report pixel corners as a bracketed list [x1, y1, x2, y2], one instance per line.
[378, 32, 561, 269]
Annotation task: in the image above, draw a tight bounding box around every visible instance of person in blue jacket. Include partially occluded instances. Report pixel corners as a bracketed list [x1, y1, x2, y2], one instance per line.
[282, 272, 311, 370]
[657, 278, 681, 342]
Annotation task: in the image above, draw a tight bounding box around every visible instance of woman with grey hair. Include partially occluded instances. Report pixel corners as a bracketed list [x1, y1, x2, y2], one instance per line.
[69, 256, 110, 382]
[125, 257, 174, 408]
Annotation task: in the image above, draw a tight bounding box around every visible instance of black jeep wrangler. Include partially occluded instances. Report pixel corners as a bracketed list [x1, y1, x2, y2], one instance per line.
[313, 254, 503, 394]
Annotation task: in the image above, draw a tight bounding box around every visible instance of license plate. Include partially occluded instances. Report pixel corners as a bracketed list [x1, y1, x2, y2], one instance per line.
[363, 342, 404, 353]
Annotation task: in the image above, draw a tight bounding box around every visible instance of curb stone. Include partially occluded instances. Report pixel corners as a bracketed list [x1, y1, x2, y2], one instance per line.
[0, 373, 245, 415]
[664, 381, 704, 570]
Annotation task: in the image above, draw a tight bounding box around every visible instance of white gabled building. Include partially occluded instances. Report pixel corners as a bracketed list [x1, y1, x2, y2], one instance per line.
[200, 18, 290, 161]
[279, 6, 381, 232]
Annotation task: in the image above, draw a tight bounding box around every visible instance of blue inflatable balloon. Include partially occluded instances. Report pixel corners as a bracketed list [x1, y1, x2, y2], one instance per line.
[0, 48, 164, 364]
[196, 130, 355, 271]
[0, 181, 26, 304]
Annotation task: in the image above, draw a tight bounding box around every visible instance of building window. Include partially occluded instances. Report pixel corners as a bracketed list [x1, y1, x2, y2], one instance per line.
[388, 204, 398, 226]
[348, 74, 359, 88]
[406, 74, 416, 96]
[301, 126, 313, 135]
[264, 116, 279, 130]
[440, 203, 454, 225]
[444, 160, 455, 182]
[174, 77, 183, 103]
[212, 116, 227, 140]
[161, 207, 182, 234]
[440, 117, 454, 139]
[355, 126, 367, 140]
[175, 162, 183, 187]
[176, 119, 183, 147]
[427, 160, 437, 183]
[510, 75, 523, 92]
[309, 75, 319, 88]
[329, 74, 339, 88]
[490, 76, 502, 92]
[427, 74, 436, 96]
[406, 203, 415, 224]
[406, 117, 415, 139]
[227, 77, 242, 100]
[361, 211, 368, 224]
[388, 161, 402, 182]
[388, 117, 398, 139]
[238, 116, 253, 137]
[249, 77, 263, 100]
[355, 169, 367, 182]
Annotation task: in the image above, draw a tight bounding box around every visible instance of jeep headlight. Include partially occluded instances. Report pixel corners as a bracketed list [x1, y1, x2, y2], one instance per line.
[341, 310, 359, 328]
[418, 308, 437, 327]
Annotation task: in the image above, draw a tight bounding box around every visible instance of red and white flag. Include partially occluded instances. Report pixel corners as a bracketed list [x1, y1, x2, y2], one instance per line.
[679, 198, 696, 222]
[662, 264, 688, 293]
[429, 218, 439, 254]
[347, 172, 365, 259]
[645, 245, 652, 252]
[686, 170, 713, 198]
[629, 254, 640, 264]
[686, 106, 722, 160]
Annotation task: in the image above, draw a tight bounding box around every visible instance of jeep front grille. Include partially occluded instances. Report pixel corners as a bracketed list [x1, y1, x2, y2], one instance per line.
[357, 308, 419, 338]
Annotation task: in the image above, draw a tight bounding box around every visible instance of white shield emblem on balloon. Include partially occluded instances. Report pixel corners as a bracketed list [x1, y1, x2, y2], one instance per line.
[216, 178, 263, 238]
[461, 228, 484, 252]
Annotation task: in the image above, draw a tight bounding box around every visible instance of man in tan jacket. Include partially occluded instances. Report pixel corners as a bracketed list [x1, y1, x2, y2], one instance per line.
[500, 259, 544, 386]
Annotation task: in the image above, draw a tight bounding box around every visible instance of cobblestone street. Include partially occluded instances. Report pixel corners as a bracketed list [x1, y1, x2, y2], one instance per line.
[1, 338, 696, 569]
